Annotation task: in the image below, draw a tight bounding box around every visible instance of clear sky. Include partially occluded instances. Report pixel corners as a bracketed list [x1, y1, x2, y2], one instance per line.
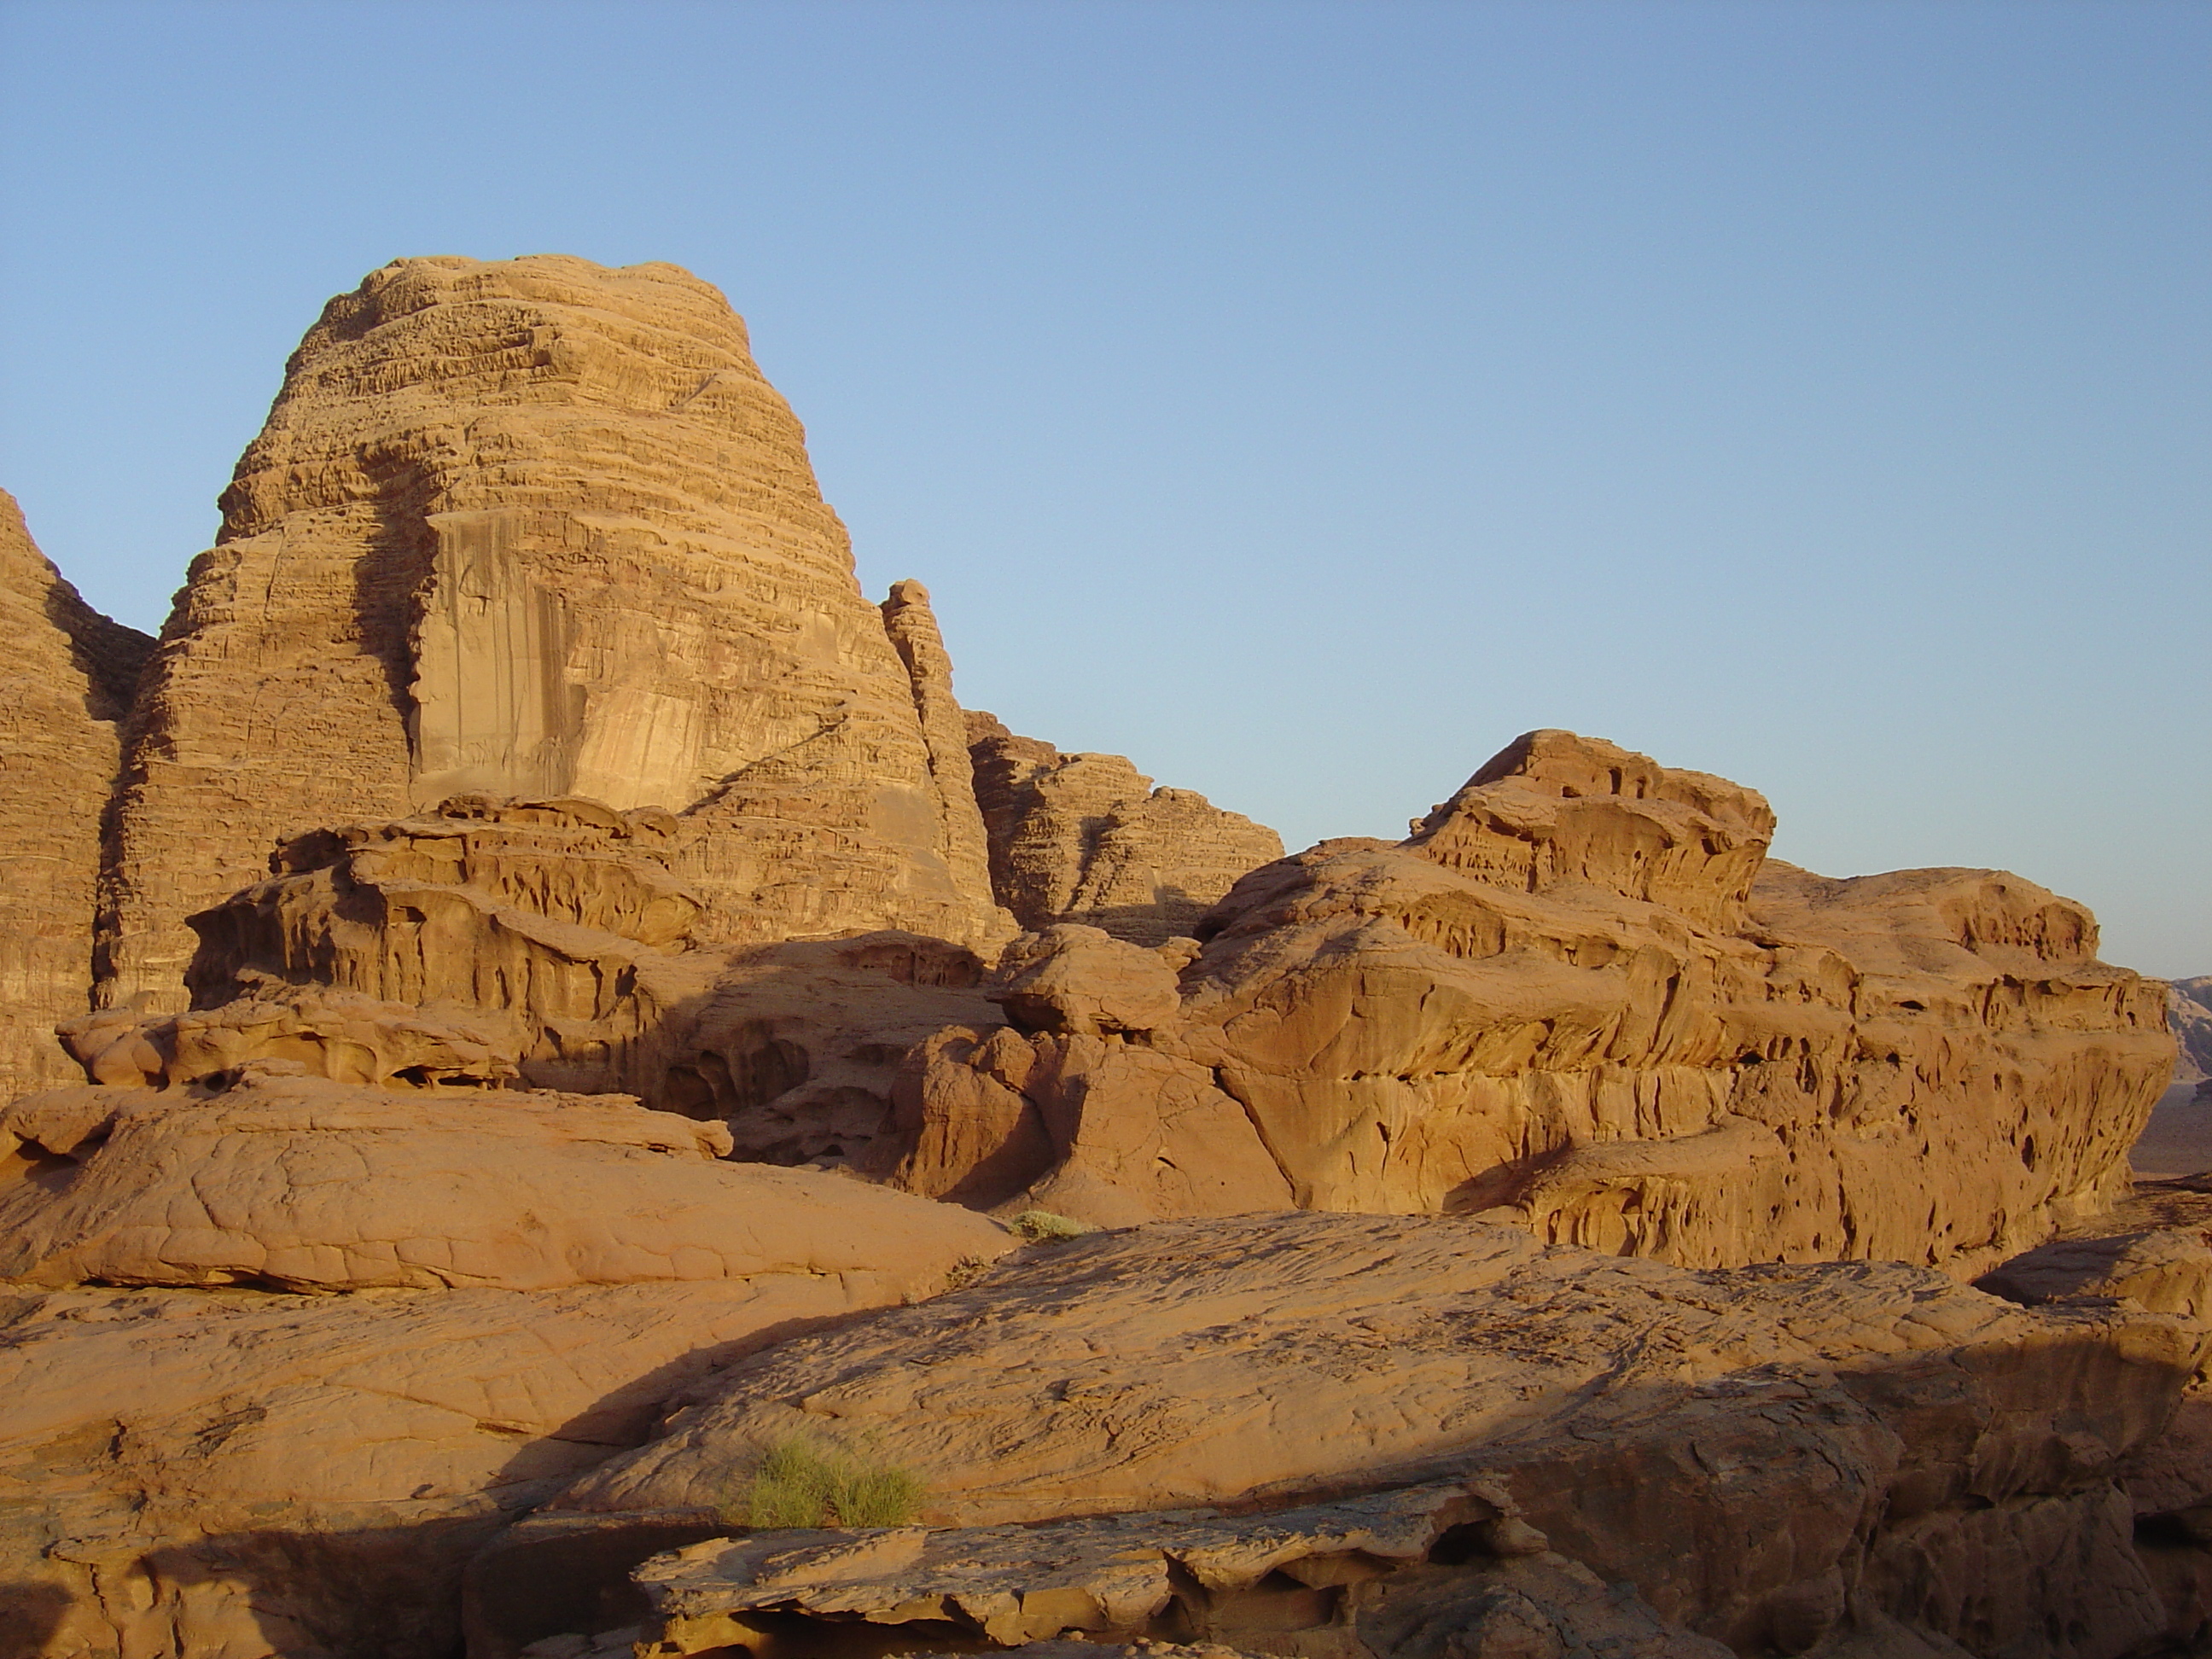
[2, 0, 2205, 975]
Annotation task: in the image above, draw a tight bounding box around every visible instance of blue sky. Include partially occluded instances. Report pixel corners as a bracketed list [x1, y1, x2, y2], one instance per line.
[2, 0, 2205, 974]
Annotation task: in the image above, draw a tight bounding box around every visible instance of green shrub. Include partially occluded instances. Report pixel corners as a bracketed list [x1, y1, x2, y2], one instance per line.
[739, 1435, 923, 1529]
[1009, 1208, 1091, 1243]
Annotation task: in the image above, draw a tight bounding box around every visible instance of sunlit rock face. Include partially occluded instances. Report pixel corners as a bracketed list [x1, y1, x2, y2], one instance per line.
[888, 730, 2174, 1274]
[0, 489, 152, 1096]
[97, 254, 1006, 1011]
[965, 710, 1284, 946]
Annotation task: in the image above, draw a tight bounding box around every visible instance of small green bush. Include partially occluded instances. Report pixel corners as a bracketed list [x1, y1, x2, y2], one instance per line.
[740, 1435, 923, 1529]
[1009, 1208, 1091, 1243]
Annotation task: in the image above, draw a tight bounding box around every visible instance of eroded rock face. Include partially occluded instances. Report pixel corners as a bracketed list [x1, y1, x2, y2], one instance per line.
[966, 712, 1283, 946]
[630, 1486, 1730, 1659]
[891, 731, 2173, 1273]
[185, 795, 1008, 1163]
[0, 490, 152, 1096]
[56, 977, 523, 1090]
[97, 254, 1004, 1014]
[555, 1211, 2194, 1657]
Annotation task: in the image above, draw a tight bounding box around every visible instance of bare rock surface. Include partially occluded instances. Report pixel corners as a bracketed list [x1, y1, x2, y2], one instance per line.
[0, 1073, 1010, 1293]
[559, 1211, 2192, 1656]
[966, 711, 1283, 946]
[892, 731, 2173, 1273]
[0, 490, 152, 1097]
[0, 1275, 910, 1659]
[98, 254, 1004, 1013]
[631, 1484, 1730, 1659]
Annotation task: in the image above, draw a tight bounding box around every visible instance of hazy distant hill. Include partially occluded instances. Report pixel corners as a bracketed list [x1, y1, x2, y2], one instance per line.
[2174, 975, 2212, 1083]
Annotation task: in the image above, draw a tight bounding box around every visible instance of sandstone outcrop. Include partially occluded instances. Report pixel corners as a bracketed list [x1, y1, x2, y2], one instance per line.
[0, 490, 152, 1097]
[0, 1278, 925, 1659]
[97, 254, 1006, 1015]
[966, 712, 1283, 946]
[0, 1040, 1013, 1655]
[631, 1485, 1731, 1659]
[888, 731, 2172, 1273]
[56, 977, 523, 1090]
[184, 794, 1007, 1163]
[550, 1210, 2196, 1656]
[0, 1073, 1008, 1292]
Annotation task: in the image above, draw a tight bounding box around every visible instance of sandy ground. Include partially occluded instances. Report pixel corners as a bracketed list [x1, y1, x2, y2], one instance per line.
[2131, 1080, 2212, 1179]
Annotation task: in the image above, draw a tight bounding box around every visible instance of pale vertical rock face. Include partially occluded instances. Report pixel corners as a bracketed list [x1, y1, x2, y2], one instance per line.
[879, 579, 1008, 938]
[0, 492, 152, 1092]
[98, 255, 1001, 1008]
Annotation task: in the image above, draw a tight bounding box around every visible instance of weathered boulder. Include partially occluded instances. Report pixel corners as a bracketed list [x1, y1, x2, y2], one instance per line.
[554, 1211, 2195, 1657]
[0, 489, 152, 1097]
[0, 1073, 1010, 1293]
[966, 712, 1283, 946]
[98, 253, 1007, 1014]
[889, 731, 2174, 1273]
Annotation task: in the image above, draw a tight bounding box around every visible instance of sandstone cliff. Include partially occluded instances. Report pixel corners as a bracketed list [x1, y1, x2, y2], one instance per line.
[889, 730, 2174, 1274]
[97, 255, 1005, 1014]
[966, 710, 1283, 946]
[0, 491, 152, 1097]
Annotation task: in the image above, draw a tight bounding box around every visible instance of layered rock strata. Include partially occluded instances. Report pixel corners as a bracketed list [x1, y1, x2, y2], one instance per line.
[888, 731, 2174, 1271]
[549, 1210, 2198, 1657]
[97, 253, 1004, 1014]
[966, 711, 1283, 946]
[186, 794, 1006, 1164]
[0, 491, 152, 1095]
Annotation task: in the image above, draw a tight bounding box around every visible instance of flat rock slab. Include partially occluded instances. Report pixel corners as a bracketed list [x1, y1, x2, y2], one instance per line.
[0, 1075, 1011, 1291]
[557, 1211, 2193, 1654]
[632, 1484, 1729, 1659]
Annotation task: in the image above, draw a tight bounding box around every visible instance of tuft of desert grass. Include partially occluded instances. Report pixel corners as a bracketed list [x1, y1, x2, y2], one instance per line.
[1008, 1209, 1091, 1243]
[736, 1435, 923, 1529]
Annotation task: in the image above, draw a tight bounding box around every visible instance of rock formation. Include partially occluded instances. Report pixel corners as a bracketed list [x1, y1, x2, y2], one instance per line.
[0, 1041, 1011, 1652]
[0, 490, 152, 1096]
[630, 1485, 1732, 1659]
[966, 711, 1283, 946]
[542, 1210, 2199, 1656]
[97, 254, 1007, 1015]
[888, 731, 2173, 1272]
[184, 794, 1006, 1165]
[2, 249, 2202, 1659]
